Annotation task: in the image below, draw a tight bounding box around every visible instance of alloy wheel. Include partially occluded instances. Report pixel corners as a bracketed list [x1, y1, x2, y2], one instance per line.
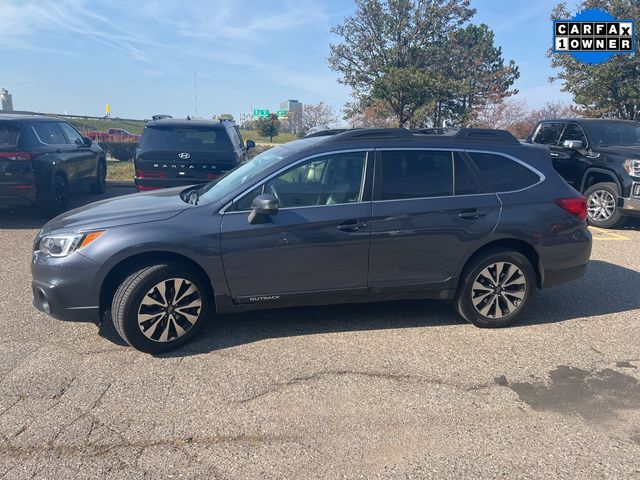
[471, 262, 527, 319]
[55, 177, 68, 211]
[137, 278, 202, 342]
[587, 190, 616, 222]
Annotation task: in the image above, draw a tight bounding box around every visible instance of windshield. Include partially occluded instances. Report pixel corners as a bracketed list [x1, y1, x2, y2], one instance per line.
[196, 145, 290, 203]
[589, 122, 640, 147]
[139, 125, 231, 152]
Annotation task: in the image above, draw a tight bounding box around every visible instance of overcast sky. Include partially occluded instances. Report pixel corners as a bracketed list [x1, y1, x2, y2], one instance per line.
[0, 0, 579, 120]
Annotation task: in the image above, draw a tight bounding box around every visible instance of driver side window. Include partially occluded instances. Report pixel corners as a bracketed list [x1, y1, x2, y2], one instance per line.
[233, 151, 367, 211]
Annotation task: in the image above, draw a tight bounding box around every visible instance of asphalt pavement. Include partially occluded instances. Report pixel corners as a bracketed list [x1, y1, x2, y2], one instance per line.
[0, 186, 639, 479]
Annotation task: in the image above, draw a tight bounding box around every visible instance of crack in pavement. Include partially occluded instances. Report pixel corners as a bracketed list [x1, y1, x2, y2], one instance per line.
[236, 369, 496, 404]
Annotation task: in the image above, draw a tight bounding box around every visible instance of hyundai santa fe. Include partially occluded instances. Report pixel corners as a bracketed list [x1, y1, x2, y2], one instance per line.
[31, 128, 592, 353]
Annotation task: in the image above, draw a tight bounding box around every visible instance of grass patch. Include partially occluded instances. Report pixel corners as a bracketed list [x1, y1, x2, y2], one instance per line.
[106, 161, 135, 181]
[65, 117, 146, 135]
[240, 130, 298, 144]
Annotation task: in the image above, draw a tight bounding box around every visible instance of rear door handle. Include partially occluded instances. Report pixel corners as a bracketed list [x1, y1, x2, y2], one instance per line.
[337, 219, 368, 232]
[458, 209, 487, 220]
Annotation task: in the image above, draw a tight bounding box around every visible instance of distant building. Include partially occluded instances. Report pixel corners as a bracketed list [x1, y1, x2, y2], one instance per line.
[281, 99, 303, 133]
[0, 89, 13, 112]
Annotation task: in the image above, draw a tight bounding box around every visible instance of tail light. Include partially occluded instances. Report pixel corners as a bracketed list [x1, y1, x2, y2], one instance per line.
[135, 170, 166, 179]
[0, 152, 34, 161]
[556, 197, 587, 221]
[137, 185, 162, 191]
[205, 173, 220, 180]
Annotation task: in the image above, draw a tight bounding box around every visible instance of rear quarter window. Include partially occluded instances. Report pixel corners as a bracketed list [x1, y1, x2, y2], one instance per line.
[0, 123, 20, 149]
[467, 152, 541, 192]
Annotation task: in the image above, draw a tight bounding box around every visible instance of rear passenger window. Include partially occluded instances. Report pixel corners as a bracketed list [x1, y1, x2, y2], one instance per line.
[31, 123, 67, 145]
[454, 153, 483, 195]
[467, 153, 540, 192]
[532, 123, 565, 145]
[379, 150, 453, 200]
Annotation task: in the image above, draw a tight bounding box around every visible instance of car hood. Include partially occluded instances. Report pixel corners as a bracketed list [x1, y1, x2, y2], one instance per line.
[41, 187, 192, 234]
[593, 145, 640, 158]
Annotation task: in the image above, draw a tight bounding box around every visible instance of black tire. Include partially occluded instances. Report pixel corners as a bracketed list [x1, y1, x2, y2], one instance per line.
[90, 160, 107, 194]
[37, 173, 69, 217]
[454, 248, 536, 328]
[584, 182, 625, 229]
[111, 263, 212, 353]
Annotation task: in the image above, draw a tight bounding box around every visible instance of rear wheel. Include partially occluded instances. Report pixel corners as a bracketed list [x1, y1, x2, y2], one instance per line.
[111, 263, 211, 353]
[584, 182, 625, 229]
[455, 249, 535, 328]
[37, 174, 68, 216]
[90, 160, 107, 194]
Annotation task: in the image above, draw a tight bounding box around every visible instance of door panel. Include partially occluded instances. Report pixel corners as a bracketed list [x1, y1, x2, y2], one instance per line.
[58, 123, 96, 182]
[221, 150, 373, 299]
[369, 149, 500, 289]
[369, 194, 500, 288]
[221, 203, 372, 297]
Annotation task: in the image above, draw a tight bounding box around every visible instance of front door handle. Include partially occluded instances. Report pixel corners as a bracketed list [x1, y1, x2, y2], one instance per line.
[458, 209, 487, 220]
[337, 219, 368, 232]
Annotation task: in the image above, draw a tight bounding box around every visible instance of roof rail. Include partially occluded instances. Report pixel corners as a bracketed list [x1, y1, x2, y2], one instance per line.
[414, 127, 519, 144]
[305, 128, 350, 138]
[329, 128, 414, 142]
[319, 127, 519, 144]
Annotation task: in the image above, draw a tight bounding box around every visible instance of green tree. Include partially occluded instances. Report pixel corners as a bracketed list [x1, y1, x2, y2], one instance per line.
[549, 0, 640, 120]
[328, 0, 518, 127]
[256, 113, 280, 142]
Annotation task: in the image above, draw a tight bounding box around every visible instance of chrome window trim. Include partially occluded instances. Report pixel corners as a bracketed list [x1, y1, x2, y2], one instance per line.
[371, 148, 545, 203]
[219, 149, 372, 214]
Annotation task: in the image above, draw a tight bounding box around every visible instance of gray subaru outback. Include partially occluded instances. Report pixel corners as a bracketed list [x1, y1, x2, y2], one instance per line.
[32, 128, 592, 353]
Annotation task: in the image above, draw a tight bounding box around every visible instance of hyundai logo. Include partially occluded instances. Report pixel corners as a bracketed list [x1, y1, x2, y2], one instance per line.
[178, 152, 191, 159]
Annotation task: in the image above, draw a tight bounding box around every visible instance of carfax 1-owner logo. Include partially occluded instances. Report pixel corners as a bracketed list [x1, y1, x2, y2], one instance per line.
[553, 8, 635, 64]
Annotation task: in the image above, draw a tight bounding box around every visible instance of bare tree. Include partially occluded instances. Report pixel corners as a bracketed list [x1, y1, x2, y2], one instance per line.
[301, 102, 337, 134]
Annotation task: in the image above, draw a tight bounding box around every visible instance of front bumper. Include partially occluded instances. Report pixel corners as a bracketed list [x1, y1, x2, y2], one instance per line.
[31, 251, 102, 323]
[620, 196, 640, 216]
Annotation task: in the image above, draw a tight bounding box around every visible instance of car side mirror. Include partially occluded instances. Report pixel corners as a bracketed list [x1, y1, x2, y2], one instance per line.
[248, 194, 279, 224]
[563, 139, 583, 150]
[83, 136, 93, 147]
[246, 139, 256, 150]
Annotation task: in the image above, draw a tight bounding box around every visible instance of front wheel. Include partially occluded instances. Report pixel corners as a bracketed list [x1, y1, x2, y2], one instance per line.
[37, 174, 69, 217]
[584, 182, 625, 229]
[111, 264, 212, 353]
[90, 160, 107, 194]
[455, 249, 536, 328]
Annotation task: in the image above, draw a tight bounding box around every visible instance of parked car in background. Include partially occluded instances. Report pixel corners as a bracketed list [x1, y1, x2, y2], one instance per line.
[134, 117, 254, 191]
[527, 119, 640, 228]
[32, 127, 591, 353]
[0, 114, 106, 215]
[85, 128, 141, 143]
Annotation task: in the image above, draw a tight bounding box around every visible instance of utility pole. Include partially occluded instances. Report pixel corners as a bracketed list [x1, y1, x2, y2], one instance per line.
[194, 72, 198, 116]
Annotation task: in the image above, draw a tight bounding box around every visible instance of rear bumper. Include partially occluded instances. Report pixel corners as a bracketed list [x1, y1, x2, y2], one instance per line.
[541, 263, 588, 288]
[0, 184, 37, 207]
[135, 177, 209, 191]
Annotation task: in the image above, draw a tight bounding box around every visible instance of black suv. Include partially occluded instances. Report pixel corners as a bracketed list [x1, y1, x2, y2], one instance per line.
[32, 128, 592, 353]
[527, 119, 640, 228]
[134, 118, 254, 191]
[0, 114, 106, 215]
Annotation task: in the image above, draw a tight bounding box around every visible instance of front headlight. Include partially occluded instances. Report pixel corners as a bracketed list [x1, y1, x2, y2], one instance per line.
[623, 159, 640, 177]
[38, 231, 104, 257]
